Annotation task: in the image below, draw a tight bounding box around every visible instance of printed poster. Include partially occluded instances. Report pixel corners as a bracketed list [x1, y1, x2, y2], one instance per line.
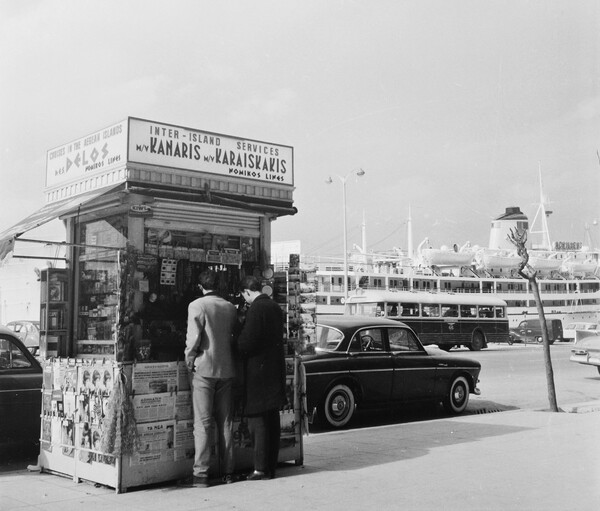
[132, 362, 178, 394]
[130, 420, 176, 466]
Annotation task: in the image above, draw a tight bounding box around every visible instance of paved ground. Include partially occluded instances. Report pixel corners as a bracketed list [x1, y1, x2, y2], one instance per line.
[1, 401, 599, 511]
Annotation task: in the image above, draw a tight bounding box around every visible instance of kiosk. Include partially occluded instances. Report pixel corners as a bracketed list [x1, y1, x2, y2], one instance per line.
[0, 118, 305, 492]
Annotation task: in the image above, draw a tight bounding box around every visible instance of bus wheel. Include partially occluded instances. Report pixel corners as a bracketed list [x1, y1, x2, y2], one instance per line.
[443, 376, 469, 414]
[470, 331, 485, 351]
[322, 384, 356, 428]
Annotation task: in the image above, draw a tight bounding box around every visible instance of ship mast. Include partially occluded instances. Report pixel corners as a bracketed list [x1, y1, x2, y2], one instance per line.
[407, 204, 414, 260]
[529, 165, 553, 250]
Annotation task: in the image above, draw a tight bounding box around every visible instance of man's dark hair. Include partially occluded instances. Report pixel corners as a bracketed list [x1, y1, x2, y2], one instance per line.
[240, 275, 261, 292]
[199, 270, 217, 290]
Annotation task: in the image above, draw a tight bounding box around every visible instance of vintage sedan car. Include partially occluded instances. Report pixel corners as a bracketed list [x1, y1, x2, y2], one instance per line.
[5, 320, 40, 354]
[0, 326, 43, 441]
[301, 316, 481, 428]
[570, 334, 600, 375]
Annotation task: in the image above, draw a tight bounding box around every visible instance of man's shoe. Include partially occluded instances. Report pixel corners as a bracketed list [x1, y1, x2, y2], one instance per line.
[246, 470, 268, 481]
[193, 475, 209, 488]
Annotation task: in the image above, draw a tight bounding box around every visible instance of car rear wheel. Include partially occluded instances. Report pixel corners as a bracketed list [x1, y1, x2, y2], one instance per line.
[322, 384, 355, 428]
[470, 331, 485, 351]
[443, 376, 469, 414]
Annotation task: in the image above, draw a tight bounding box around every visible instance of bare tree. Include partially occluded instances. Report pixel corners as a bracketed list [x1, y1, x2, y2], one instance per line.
[508, 228, 560, 412]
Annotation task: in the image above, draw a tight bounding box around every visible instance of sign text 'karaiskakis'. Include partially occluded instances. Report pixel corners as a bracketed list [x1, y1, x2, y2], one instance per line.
[128, 119, 293, 186]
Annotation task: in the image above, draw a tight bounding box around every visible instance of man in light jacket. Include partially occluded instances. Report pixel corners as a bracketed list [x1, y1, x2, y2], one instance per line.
[185, 270, 238, 487]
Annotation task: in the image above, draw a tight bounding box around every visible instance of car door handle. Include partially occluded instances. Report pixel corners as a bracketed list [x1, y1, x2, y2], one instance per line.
[438, 363, 448, 367]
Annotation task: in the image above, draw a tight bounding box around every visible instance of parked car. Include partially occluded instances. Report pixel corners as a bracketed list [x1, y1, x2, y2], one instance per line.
[509, 319, 563, 344]
[301, 315, 481, 428]
[0, 326, 43, 442]
[570, 334, 600, 375]
[4, 320, 40, 353]
[563, 322, 599, 342]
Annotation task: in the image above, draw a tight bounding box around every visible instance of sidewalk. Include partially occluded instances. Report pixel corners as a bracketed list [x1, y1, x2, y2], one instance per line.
[1, 404, 599, 511]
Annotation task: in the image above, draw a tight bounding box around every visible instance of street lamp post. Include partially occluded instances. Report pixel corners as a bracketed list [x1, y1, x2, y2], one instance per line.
[326, 168, 365, 300]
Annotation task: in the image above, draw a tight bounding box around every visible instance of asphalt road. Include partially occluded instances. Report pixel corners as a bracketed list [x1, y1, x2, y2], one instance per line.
[453, 340, 599, 412]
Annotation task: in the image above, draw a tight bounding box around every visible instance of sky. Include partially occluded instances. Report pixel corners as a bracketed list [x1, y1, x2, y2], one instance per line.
[1, 0, 599, 260]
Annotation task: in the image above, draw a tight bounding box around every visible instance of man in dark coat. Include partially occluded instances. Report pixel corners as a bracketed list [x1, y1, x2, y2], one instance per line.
[237, 275, 287, 480]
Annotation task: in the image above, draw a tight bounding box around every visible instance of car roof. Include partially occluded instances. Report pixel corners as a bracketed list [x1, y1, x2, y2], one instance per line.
[316, 314, 409, 329]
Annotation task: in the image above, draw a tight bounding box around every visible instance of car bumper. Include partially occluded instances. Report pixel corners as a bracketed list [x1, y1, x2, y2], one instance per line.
[570, 351, 600, 367]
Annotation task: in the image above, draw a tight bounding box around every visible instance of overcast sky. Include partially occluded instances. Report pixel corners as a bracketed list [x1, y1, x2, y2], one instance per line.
[1, 0, 599, 258]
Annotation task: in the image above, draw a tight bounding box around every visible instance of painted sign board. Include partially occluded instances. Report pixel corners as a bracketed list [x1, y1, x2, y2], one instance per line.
[45, 118, 294, 204]
[127, 118, 294, 187]
[46, 120, 128, 191]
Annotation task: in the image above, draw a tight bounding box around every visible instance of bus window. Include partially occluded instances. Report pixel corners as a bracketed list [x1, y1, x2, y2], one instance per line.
[494, 306, 505, 318]
[376, 303, 385, 317]
[478, 305, 493, 318]
[421, 304, 439, 317]
[460, 304, 476, 318]
[352, 303, 379, 316]
[401, 303, 419, 317]
[387, 304, 399, 317]
[441, 304, 459, 317]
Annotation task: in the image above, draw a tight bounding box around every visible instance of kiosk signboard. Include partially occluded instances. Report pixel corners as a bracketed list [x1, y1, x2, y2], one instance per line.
[127, 117, 294, 186]
[44, 117, 294, 204]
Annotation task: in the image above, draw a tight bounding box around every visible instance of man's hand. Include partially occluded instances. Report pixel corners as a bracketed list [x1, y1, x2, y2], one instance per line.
[186, 353, 197, 372]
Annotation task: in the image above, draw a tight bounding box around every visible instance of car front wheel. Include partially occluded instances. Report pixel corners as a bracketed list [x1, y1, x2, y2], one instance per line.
[322, 384, 356, 428]
[443, 376, 470, 414]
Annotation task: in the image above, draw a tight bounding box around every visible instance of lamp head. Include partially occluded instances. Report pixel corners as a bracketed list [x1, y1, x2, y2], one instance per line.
[356, 168, 365, 177]
[325, 176, 333, 184]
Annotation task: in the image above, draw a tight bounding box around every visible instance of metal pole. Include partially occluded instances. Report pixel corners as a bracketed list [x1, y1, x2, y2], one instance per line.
[342, 177, 348, 300]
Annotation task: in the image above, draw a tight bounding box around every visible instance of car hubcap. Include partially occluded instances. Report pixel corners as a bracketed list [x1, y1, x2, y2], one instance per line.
[331, 394, 348, 418]
[454, 386, 465, 405]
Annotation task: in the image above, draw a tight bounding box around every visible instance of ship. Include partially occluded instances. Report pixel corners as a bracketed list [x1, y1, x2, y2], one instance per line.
[304, 193, 600, 328]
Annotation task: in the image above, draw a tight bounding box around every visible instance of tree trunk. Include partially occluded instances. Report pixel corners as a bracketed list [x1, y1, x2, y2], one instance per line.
[529, 278, 560, 412]
[508, 228, 560, 412]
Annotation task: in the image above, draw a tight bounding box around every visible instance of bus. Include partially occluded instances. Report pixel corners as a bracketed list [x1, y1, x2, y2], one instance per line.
[344, 290, 509, 351]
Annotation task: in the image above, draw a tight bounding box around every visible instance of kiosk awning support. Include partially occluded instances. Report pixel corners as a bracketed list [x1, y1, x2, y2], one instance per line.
[0, 184, 123, 264]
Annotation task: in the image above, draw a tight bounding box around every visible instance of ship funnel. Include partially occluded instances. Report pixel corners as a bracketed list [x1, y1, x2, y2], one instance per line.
[488, 207, 530, 250]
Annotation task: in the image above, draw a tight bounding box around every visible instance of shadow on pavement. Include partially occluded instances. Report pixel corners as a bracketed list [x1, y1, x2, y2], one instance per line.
[308, 399, 519, 433]
[302, 417, 534, 473]
[0, 440, 39, 473]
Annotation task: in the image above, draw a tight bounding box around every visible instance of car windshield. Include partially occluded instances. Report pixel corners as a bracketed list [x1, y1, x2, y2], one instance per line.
[315, 325, 344, 351]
